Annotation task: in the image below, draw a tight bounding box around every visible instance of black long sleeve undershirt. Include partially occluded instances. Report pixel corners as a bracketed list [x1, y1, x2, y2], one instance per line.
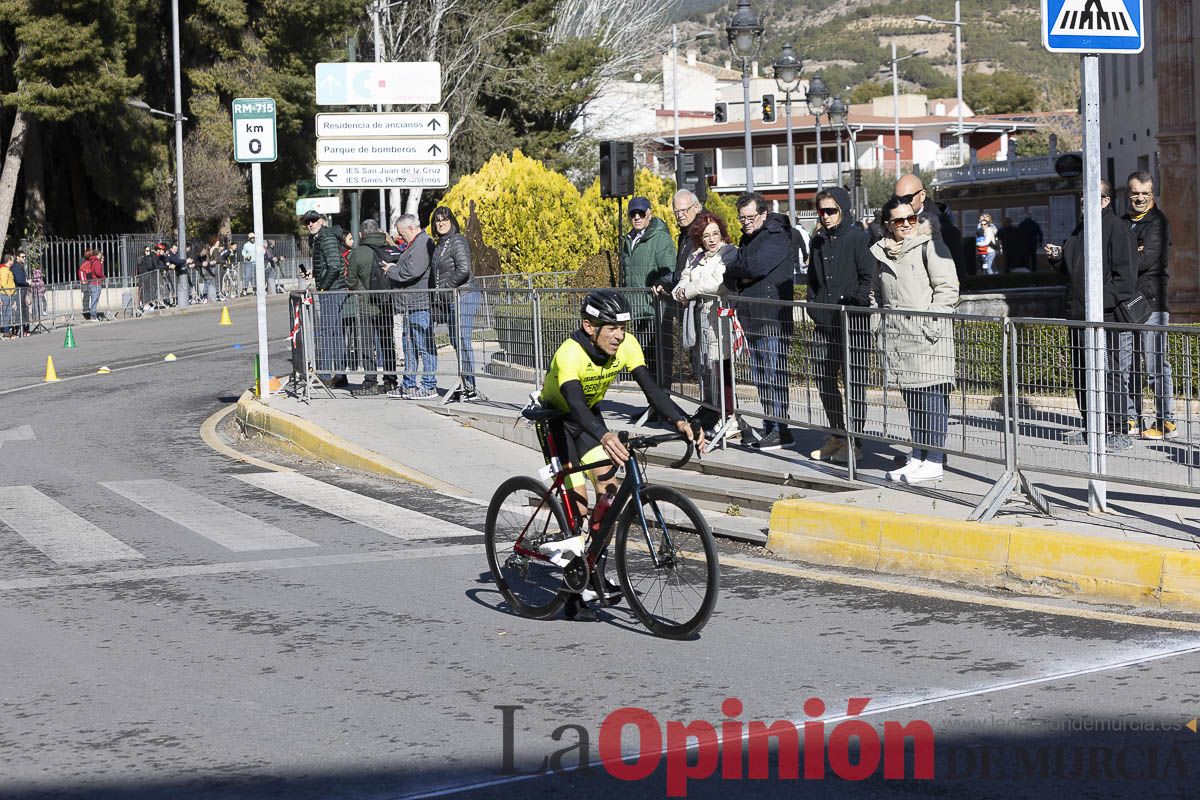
[559, 367, 686, 444]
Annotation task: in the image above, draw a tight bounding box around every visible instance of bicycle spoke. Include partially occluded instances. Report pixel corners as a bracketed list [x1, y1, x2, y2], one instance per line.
[485, 477, 569, 620]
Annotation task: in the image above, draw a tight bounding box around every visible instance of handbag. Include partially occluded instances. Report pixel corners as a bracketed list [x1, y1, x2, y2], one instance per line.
[1116, 292, 1152, 325]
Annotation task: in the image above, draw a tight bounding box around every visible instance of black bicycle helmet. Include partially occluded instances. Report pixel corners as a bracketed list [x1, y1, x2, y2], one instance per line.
[580, 289, 632, 325]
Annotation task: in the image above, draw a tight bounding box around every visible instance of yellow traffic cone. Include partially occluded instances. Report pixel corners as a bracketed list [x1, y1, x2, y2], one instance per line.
[44, 356, 60, 382]
[163, 353, 177, 362]
[219, 306, 232, 326]
[96, 365, 112, 374]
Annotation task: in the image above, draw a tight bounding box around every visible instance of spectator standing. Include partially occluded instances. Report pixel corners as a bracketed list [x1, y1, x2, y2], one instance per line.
[0, 253, 14, 338]
[382, 214, 437, 399]
[1018, 211, 1044, 271]
[164, 245, 188, 306]
[137, 245, 159, 310]
[30, 260, 46, 320]
[348, 219, 397, 395]
[1046, 179, 1137, 451]
[10, 250, 30, 335]
[1122, 170, 1177, 441]
[78, 249, 104, 320]
[265, 239, 279, 294]
[620, 196, 676, 390]
[672, 211, 737, 434]
[869, 197, 960, 483]
[997, 217, 1023, 272]
[724, 191, 795, 451]
[341, 222, 381, 392]
[431, 206, 479, 400]
[303, 210, 351, 389]
[974, 214, 999, 274]
[894, 174, 965, 274]
[807, 188, 875, 463]
[240, 233, 257, 295]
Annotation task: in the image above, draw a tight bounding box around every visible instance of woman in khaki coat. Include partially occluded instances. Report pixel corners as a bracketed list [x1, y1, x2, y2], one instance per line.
[869, 196, 960, 484]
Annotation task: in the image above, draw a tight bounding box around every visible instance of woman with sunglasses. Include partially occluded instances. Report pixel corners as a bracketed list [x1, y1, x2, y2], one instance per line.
[869, 196, 960, 483]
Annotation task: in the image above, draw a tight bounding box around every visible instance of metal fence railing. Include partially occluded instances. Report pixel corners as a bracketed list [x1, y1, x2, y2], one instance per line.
[289, 285, 1200, 519]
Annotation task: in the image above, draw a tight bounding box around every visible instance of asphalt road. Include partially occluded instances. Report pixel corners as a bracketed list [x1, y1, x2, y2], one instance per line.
[1, 302, 1198, 800]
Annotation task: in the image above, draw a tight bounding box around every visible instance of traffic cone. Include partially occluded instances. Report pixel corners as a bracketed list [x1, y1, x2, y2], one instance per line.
[219, 306, 232, 326]
[63, 325, 77, 349]
[96, 366, 111, 374]
[44, 356, 60, 382]
[163, 353, 177, 362]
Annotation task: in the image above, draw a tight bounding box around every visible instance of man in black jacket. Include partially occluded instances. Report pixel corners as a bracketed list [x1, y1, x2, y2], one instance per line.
[303, 209, 351, 388]
[724, 191, 794, 450]
[807, 188, 875, 462]
[894, 173, 966, 275]
[1047, 180, 1138, 449]
[382, 214, 437, 399]
[1122, 170, 1176, 440]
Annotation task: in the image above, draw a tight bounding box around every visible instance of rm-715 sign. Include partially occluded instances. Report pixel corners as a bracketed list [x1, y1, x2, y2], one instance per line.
[232, 97, 278, 163]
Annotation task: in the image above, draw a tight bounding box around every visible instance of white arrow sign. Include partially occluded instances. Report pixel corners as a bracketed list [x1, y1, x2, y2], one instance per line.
[315, 62, 441, 105]
[316, 112, 450, 138]
[316, 163, 450, 189]
[316, 138, 448, 163]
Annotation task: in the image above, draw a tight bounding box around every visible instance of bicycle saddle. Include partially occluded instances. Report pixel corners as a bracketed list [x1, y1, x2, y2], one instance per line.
[521, 404, 566, 422]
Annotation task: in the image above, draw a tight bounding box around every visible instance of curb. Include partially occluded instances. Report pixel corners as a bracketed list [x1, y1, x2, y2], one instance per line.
[234, 391, 465, 496]
[767, 499, 1200, 612]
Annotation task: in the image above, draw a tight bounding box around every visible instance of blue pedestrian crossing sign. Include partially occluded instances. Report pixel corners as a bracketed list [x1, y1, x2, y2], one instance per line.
[1043, 0, 1144, 53]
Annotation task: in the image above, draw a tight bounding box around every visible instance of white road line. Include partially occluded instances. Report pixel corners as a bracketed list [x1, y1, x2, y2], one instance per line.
[0, 544, 483, 592]
[0, 486, 145, 565]
[235, 472, 480, 540]
[101, 479, 317, 552]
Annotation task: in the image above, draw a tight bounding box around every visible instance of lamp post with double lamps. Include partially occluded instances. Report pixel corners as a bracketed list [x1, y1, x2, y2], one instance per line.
[915, 2, 966, 164]
[881, 44, 928, 178]
[771, 44, 802, 224]
[725, 0, 765, 192]
[805, 73, 830, 191]
[672, 26, 716, 152]
[827, 94, 848, 188]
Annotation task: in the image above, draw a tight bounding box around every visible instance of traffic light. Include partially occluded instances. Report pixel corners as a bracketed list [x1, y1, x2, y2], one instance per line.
[714, 102, 727, 124]
[761, 94, 776, 123]
[852, 168, 863, 187]
[675, 152, 708, 205]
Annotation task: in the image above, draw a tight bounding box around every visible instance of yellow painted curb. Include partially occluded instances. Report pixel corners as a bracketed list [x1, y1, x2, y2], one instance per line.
[235, 391, 464, 496]
[767, 499, 1200, 612]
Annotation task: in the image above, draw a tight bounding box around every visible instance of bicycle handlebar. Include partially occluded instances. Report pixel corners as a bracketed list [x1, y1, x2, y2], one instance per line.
[619, 421, 700, 470]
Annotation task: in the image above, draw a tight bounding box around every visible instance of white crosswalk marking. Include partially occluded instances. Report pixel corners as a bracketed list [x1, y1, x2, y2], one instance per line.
[0, 486, 145, 564]
[101, 479, 317, 552]
[235, 472, 479, 541]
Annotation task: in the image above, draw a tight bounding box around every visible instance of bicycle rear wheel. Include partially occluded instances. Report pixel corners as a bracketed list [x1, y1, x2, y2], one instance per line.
[485, 476, 569, 620]
[614, 485, 718, 639]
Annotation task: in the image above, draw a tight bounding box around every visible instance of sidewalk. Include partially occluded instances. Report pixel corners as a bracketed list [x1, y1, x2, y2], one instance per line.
[235, 371, 1200, 613]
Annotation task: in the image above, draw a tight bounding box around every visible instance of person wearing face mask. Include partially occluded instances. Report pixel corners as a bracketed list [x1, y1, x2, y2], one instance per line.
[1122, 171, 1176, 441]
[870, 196, 960, 483]
[807, 187, 876, 464]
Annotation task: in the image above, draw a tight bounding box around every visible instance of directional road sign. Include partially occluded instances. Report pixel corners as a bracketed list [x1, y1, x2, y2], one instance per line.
[232, 97, 277, 163]
[316, 112, 449, 138]
[315, 163, 450, 190]
[315, 62, 441, 106]
[316, 138, 448, 163]
[1042, 0, 1144, 53]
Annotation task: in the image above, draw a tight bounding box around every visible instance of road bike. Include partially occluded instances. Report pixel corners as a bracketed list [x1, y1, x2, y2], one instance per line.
[484, 407, 719, 639]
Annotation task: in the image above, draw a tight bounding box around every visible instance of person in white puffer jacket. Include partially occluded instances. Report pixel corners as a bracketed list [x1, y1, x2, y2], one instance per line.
[673, 211, 739, 434]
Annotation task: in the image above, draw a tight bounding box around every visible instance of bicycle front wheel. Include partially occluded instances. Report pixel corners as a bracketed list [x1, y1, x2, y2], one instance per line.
[614, 485, 719, 639]
[484, 476, 569, 620]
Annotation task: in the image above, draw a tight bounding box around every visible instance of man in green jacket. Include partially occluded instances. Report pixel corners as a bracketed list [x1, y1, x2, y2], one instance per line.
[303, 209, 350, 388]
[620, 196, 676, 392]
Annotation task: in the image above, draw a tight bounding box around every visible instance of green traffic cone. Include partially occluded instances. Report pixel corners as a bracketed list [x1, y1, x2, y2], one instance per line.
[63, 325, 77, 349]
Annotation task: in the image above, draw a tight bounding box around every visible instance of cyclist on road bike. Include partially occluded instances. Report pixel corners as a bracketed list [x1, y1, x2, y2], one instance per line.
[537, 289, 704, 621]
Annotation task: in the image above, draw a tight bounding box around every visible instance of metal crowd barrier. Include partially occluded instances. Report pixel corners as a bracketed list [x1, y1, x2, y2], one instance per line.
[289, 284, 1200, 519]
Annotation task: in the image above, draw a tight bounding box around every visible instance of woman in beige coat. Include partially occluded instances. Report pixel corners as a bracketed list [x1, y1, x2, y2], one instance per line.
[869, 196, 960, 483]
[673, 211, 738, 433]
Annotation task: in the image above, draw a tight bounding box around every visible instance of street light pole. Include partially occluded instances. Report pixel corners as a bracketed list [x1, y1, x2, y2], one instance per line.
[170, 0, 187, 307]
[806, 74, 829, 192]
[915, 1, 966, 161]
[882, 44, 928, 178]
[772, 44, 802, 223]
[828, 95, 847, 189]
[726, 0, 765, 193]
[372, 0, 387, 226]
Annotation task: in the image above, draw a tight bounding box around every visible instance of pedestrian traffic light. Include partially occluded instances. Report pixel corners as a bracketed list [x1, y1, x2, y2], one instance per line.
[714, 102, 727, 124]
[761, 94, 776, 123]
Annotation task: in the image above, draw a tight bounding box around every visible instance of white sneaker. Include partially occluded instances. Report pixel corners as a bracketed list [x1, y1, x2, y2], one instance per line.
[886, 458, 921, 482]
[901, 460, 944, 483]
[538, 534, 586, 567]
